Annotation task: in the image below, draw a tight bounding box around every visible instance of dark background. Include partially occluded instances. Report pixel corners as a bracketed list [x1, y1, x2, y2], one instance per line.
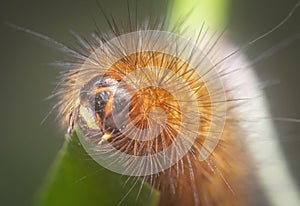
[0, 0, 299, 205]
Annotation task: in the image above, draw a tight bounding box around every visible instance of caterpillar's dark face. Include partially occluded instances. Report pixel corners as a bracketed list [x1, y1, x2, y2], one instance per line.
[76, 75, 131, 142]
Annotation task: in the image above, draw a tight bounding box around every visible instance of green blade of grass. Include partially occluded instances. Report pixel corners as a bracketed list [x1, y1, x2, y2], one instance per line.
[35, 131, 159, 206]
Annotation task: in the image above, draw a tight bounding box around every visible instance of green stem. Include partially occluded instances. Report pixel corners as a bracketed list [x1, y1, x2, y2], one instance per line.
[169, 0, 229, 31]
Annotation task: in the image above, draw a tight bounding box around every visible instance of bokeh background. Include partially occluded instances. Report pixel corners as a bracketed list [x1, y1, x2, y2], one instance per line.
[0, 0, 299, 205]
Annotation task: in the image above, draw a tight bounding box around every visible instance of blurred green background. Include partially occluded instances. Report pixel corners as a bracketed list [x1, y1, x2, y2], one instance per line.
[0, 0, 299, 205]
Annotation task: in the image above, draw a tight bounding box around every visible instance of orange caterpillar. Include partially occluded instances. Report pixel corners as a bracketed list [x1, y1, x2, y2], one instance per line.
[56, 27, 265, 206]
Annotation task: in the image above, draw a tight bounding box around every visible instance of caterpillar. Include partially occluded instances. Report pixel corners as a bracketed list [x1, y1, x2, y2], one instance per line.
[9, 0, 300, 205]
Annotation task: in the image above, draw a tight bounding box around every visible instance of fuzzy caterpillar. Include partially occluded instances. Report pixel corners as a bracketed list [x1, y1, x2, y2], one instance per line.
[55, 1, 300, 206]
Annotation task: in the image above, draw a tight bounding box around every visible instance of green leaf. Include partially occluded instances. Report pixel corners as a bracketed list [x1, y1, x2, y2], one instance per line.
[35, 131, 159, 206]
